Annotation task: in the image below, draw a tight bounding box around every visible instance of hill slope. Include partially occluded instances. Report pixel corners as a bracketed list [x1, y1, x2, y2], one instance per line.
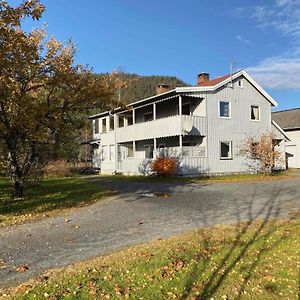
[97, 73, 189, 104]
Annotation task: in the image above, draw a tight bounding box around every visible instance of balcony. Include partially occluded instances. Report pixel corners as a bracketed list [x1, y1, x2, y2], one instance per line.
[105, 115, 207, 143]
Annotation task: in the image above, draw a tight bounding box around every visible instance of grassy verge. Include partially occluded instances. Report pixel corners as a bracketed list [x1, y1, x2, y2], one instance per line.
[0, 177, 113, 227]
[100, 169, 293, 184]
[4, 215, 299, 299]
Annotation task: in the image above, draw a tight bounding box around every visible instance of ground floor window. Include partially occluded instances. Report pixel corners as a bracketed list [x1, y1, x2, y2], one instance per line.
[220, 141, 232, 159]
[126, 142, 134, 158]
[109, 145, 115, 161]
[145, 145, 154, 158]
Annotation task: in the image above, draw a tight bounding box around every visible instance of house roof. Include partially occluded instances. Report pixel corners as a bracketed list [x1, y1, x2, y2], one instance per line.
[89, 70, 278, 119]
[272, 108, 300, 130]
[199, 74, 231, 86]
[271, 120, 291, 141]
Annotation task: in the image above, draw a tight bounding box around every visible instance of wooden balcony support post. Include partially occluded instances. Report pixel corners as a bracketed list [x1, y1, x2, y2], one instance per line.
[132, 108, 135, 125]
[179, 95, 183, 153]
[153, 102, 156, 120]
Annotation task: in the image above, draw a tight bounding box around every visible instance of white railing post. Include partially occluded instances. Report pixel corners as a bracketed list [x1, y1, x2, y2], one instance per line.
[179, 95, 183, 153]
[132, 108, 135, 124]
[153, 102, 156, 120]
[114, 114, 118, 173]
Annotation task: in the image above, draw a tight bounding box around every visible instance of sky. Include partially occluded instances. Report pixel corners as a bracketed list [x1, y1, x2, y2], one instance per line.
[10, 0, 300, 111]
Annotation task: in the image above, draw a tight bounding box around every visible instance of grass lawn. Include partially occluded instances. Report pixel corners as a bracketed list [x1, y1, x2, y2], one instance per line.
[0, 177, 113, 227]
[5, 215, 299, 300]
[100, 169, 293, 184]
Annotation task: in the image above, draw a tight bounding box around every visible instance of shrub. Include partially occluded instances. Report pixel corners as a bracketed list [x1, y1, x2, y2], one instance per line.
[152, 156, 178, 176]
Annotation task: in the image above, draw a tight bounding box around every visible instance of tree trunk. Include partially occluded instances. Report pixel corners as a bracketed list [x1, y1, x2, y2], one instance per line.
[12, 176, 24, 197]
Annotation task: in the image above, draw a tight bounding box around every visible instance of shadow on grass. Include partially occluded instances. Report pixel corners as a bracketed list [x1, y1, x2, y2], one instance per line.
[0, 177, 114, 218]
[178, 181, 292, 299]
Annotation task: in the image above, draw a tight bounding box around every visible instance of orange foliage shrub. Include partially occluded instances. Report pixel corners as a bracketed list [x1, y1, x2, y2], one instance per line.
[152, 156, 178, 176]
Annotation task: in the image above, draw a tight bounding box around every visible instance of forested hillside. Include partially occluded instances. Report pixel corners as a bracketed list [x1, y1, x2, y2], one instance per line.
[97, 73, 189, 104]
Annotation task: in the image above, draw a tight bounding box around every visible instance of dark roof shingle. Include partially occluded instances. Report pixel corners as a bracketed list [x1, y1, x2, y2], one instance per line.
[272, 108, 300, 130]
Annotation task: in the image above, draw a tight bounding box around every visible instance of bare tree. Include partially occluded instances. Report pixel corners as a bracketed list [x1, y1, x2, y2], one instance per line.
[239, 132, 282, 175]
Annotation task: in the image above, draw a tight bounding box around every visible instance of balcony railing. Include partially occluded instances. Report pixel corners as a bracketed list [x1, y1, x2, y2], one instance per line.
[93, 115, 207, 143]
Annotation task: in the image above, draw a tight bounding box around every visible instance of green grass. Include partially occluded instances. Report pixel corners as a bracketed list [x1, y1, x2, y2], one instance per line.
[5, 216, 299, 300]
[0, 177, 113, 227]
[100, 169, 293, 184]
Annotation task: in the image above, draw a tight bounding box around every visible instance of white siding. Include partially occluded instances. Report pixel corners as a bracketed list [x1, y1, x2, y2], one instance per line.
[286, 130, 300, 168]
[205, 77, 272, 174]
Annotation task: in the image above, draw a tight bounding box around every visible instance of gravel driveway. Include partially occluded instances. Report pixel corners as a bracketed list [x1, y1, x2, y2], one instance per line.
[0, 175, 299, 288]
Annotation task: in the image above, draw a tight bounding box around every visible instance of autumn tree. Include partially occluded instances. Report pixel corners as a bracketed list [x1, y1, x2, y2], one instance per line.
[239, 132, 282, 175]
[0, 0, 117, 197]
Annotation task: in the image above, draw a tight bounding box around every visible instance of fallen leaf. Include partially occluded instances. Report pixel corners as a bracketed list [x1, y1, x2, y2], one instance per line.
[16, 265, 29, 273]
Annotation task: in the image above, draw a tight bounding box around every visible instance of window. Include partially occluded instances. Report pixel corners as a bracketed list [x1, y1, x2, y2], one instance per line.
[144, 112, 153, 122]
[237, 80, 243, 88]
[220, 141, 232, 159]
[101, 146, 107, 161]
[145, 145, 154, 159]
[109, 116, 114, 131]
[94, 119, 99, 134]
[251, 105, 260, 121]
[182, 103, 191, 115]
[124, 142, 134, 158]
[102, 118, 107, 133]
[109, 145, 115, 161]
[219, 101, 230, 118]
[119, 115, 124, 127]
[127, 115, 133, 126]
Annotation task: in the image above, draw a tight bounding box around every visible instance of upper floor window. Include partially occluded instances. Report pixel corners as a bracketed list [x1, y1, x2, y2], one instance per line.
[219, 101, 230, 118]
[182, 103, 191, 115]
[94, 119, 99, 134]
[237, 80, 243, 88]
[102, 118, 107, 133]
[144, 112, 153, 122]
[109, 116, 114, 131]
[251, 105, 260, 121]
[119, 115, 124, 127]
[127, 115, 133, 126]
[220, 141, 233, 159]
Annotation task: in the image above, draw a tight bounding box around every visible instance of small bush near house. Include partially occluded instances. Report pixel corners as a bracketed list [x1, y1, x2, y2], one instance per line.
[152, 156, 178, 176]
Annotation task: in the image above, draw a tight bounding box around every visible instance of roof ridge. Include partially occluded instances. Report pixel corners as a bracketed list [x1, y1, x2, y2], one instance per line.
[272, 107, 300, 113]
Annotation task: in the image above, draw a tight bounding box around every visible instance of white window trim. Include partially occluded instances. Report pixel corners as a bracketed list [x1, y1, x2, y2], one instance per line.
[220, 141, 233, 160]
[237, 80, 243, 88]
[250, 105, 260, 121]
[219, 101, 231, 119]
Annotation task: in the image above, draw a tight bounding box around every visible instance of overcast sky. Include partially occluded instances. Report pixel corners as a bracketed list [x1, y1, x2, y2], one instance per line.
[14, 0, 300, 111]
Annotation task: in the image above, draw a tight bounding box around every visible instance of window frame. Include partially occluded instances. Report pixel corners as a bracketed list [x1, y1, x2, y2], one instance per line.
[237, 80, 243, 88]
[219, 101, 231, 119]
[220, 141, 233, 160]
[250, 105, 260, 121]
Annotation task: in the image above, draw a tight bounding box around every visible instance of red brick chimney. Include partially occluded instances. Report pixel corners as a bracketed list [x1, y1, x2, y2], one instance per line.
[156, 84, 170, 95]
[197, 73, 210, 86]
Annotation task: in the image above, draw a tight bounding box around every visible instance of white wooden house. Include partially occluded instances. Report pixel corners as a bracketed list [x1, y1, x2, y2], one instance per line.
[89, 70, 286, 175]
[273, 108, 300, 168]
